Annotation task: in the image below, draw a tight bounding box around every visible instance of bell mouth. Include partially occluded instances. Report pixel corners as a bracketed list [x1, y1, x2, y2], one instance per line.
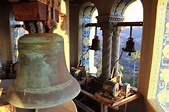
[6, 77, 80, 109]
[89, 36, 101, 51]
[123, 37, 136, 53]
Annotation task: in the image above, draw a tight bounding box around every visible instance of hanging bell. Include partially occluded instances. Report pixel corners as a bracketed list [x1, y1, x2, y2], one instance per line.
[123, 37, 136, 56]
[89, 36, 101, 51]
[6, 33, 80, 109]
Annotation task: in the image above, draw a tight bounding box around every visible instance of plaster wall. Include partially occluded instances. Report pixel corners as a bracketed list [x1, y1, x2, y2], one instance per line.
[54, 0, 70, 70]
[0, 3, 12, 63]
[77, 0, 118, 14]
[138, 0, 158, 112]
[69, 3, 80, 67]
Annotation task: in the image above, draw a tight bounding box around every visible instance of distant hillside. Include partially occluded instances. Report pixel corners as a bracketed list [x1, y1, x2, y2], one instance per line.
[94, 26, 143, 86]
[119, 26, 142, 87]
[94, 26, 142, 68]
[119, 26, 142, 69]
[120, 26, 142, 51]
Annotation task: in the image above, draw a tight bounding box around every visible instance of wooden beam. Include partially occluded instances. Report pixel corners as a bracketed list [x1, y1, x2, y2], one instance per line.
[12, 1, 47, 21]
[9, 0, 61, 11]
[110, 93, 141, 108]
[12, 1, 59, 21]
[80, 89, 142, 110]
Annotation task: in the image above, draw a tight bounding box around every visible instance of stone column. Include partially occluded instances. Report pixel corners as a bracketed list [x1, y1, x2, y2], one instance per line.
[111, 26, 122, 78]
[97, 15, 113, 81]
[96, 15, 123, 81]
[111, 16, 124, 80]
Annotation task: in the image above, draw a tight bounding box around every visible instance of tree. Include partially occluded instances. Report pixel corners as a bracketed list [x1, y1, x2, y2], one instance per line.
[128, 51, 140, 87]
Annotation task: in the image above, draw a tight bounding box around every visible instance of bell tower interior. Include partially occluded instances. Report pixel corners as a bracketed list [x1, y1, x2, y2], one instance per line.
[0, 0, 169, 112]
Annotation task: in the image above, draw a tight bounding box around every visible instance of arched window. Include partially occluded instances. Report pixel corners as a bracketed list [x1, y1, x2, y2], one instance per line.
[119, 0, 143, 87]
[79, 3, 102, 74]
[10, 15, 27, 63]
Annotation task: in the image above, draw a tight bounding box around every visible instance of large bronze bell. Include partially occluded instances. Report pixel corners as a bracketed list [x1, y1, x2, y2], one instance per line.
[123, 37, 136, 56]
[6, 33, 80, 109]
[90, 36, 101, 51]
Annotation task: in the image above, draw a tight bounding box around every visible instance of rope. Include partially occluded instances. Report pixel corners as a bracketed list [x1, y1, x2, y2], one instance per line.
[77, 48, 90, 67]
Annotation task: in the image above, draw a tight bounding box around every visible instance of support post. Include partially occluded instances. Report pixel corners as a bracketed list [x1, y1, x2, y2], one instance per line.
[96, 15, 123, 81]
[111, 26, 122, 78]
[101, 103, 108, 112]
[96, 15, 113, 81]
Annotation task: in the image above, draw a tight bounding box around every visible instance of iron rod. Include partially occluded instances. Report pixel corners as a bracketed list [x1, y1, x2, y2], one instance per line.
[85, 23, 98, 27]
[13, 24, 24, 28]
[85, 22, 143, 27]
[101, 104, 108, 112]
[74, 99, 95, 112]
[130, 26, 132, 37]
[117, 22, 143, 26]
[95, 26, 97, 36]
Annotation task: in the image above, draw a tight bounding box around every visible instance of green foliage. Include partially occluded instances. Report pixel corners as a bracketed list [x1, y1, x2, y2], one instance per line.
[95, 51, 140, 87]
[96, 58, 124, 78]
[121, 51, 140, 87]
[121, 73, 138, 87]
[128, 51, 140, 61]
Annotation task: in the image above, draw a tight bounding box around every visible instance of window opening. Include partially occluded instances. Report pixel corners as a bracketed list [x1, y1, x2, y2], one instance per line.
[79, 4, 102, 74]
[94, 27, 102, 75]
[10, 16, 28, 63]
[119, 0, 143, 87]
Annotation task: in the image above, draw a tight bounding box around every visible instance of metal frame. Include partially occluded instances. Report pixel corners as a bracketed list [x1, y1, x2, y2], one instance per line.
[85, 22, 143, 27]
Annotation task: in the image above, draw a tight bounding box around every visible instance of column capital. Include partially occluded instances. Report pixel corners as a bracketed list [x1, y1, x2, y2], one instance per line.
[96, 15, 124, 23]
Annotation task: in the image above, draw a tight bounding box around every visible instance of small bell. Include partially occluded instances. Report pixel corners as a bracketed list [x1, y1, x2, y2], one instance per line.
[123, 26, 136, 56]
[123, 37, 136, 52]
[123, 37, 136, 56]
[89, 36, 101, 51]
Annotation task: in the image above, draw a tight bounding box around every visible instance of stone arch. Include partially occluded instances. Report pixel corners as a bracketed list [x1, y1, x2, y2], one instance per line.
[78, 2, 98, 71]
[110, 0, 136, 16]
[107, 0, 144, 85]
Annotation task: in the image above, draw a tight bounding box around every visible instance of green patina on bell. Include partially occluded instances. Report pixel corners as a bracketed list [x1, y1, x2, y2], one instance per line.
[6, 33, 80, 109]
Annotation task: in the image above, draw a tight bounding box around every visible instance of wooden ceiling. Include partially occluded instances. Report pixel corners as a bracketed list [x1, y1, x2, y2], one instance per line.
[1, 0, 10, 5]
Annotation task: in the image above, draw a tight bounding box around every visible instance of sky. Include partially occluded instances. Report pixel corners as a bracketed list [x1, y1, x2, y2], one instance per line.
[123, 0, 143, 22]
